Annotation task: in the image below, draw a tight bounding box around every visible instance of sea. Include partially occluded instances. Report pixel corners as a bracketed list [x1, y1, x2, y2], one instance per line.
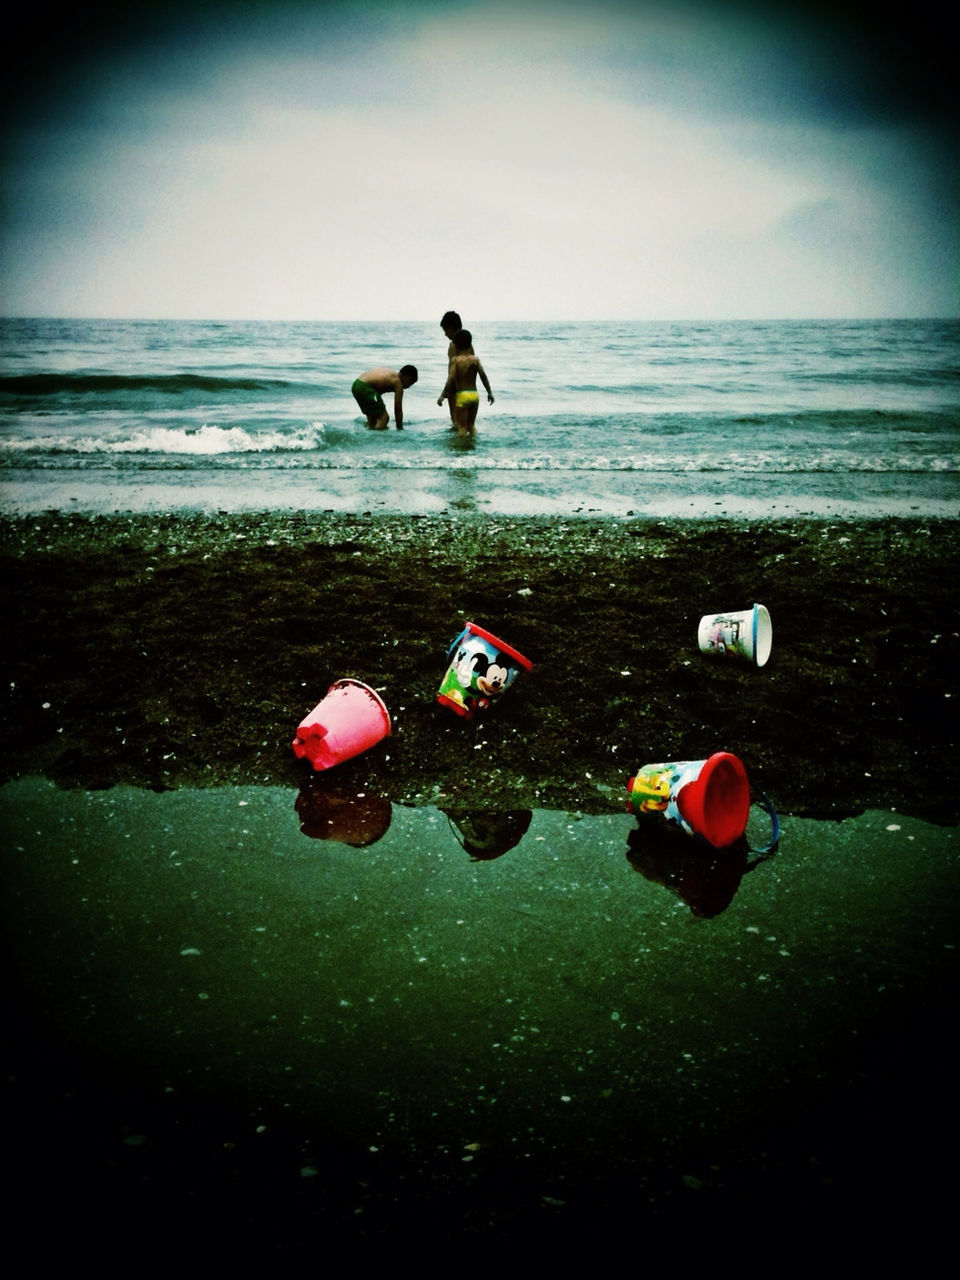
[1, 316, 958, 519]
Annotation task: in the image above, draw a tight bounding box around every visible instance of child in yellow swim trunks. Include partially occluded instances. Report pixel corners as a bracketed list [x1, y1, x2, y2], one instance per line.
[439, 310, 473, 427]
[437, 330, 494, 437]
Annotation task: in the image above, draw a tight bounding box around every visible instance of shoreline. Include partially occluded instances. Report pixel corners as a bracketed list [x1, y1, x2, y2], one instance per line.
[2, 509, 958, 823]
[1, 467, 958, 522]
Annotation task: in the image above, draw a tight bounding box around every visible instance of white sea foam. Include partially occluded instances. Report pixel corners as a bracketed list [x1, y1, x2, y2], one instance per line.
[0, 421, 328, 455]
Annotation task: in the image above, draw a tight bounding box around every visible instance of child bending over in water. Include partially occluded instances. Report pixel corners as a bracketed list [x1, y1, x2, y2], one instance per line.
[351, 364, 417, 430]
[437, 330, 494, 437]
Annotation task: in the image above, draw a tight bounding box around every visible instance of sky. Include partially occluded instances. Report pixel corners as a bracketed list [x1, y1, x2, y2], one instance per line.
[2, 0, 957, 321]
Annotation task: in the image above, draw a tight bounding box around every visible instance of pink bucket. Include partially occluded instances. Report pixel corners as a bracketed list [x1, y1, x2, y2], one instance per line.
[292, 679, 391, 771]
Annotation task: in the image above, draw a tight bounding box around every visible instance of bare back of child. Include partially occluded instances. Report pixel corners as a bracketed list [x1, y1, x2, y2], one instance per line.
[437, 329, 494, 437]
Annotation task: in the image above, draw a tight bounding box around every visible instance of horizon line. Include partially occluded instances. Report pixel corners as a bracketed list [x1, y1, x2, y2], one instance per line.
[3, 313, 958, 325]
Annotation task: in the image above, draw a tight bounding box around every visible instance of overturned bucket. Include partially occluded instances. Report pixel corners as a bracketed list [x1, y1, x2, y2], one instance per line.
[698, 603, 772, 668]
[437, 621, 533, 720]
[626, 752, 751, 849]
[292, 679, 391, 771]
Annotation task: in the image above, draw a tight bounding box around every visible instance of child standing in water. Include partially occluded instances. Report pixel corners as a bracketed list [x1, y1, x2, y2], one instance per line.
[440, 310, 469, 359]
[439, 310, 472, 427]
[437, 330, 494, 437]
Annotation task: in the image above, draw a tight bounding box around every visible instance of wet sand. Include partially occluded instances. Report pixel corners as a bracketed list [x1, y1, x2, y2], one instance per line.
[3, 779, 957, 1261]
[2, 509, 959, 1258]
[1, 511, 958, 822]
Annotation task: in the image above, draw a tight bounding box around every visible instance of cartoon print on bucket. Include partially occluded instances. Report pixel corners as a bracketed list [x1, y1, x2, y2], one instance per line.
[698, 603, 773, 668]
[437, 621, 533, 720]
[626, 752, 752, 849]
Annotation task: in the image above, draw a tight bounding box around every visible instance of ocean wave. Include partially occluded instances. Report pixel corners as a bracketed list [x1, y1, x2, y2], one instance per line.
[4, 448, 956, 475]
[786, 367, 960, 387]
[0, 422, 329, 455]
[0, 372, 294, 396]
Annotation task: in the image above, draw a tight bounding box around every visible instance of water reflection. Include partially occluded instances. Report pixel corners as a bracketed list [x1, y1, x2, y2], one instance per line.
[442, 808, 533, 861]
[294, 776, 392, 848]
[625, 820, 776, 918]
[444, 460, 479, 512]
[293, 771, 779, 909]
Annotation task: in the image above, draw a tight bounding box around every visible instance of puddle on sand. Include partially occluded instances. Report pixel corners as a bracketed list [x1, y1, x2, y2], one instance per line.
[2, 776, 957, 1253]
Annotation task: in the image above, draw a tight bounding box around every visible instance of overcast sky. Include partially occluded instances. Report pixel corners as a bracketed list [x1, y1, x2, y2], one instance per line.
[2, 0, 956, 321]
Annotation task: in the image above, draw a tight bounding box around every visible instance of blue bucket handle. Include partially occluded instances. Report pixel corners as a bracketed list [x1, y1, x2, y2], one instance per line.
[445, 626, 469, 665]
[747, 787, 780, 858]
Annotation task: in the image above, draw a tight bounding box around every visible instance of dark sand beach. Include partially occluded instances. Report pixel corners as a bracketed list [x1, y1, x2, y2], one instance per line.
[2, 510, 959, 1261]
[1, 511, 958, 821]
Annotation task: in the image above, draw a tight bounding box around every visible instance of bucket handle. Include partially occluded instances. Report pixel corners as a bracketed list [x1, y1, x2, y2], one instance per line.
[746, 788, 780, 860]
[444, 627, 469, 665]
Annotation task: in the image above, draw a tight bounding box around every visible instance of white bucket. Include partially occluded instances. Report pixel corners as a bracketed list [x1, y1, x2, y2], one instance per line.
[698, 603, 772, 668]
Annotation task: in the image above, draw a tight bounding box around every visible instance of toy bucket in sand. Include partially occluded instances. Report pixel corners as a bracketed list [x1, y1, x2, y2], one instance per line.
[292, 679, 391, 771]
[437, 622, 533, 720]
[698, 603, 772, 668]
[626, 752, 751, 849]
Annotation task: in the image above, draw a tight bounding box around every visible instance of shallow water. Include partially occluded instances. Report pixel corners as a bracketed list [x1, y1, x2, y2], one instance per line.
[5, 456, 959, 519]
[3, 776, 957, 1251]
[3, 317, 958, 520]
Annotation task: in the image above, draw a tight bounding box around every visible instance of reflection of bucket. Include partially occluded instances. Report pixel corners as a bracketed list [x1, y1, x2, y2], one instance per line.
[698, 603, 772, 668]
[626, 821, 749, 918]
[444, 810, 533, 861]
[295, 781, 392, 847]
[437, 621, 533, 720]
[292, 679, 391, 771]
[626, 752, 751, 849]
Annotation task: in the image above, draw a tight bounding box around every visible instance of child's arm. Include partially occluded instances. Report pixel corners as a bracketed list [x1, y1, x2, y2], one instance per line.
[437, 371, 455, 406]
[393, 380, 405, 430]
[477, 359, 495, 404]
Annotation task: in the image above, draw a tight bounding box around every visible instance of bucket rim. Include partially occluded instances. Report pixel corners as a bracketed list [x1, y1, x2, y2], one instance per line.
[464, 621, 534, 671]
[685, 750, 750, 847]
[752, 603, 772, 668]
[699, 749, 748, 782]
[436, 692, 474, 719]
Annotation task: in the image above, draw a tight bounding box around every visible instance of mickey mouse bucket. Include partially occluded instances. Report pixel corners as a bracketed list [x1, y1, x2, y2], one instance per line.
[437, 622, 533, 720]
